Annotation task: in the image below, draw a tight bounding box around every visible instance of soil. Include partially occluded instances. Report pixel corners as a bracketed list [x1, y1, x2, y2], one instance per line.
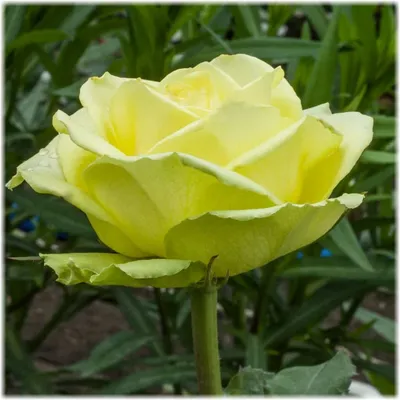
[20, 283, 395, 392]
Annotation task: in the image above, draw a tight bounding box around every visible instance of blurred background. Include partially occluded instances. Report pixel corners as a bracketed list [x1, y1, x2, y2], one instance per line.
[5, 4, 395, 395]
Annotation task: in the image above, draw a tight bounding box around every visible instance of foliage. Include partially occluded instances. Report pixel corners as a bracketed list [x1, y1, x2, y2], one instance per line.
[5, 4, 395, 395]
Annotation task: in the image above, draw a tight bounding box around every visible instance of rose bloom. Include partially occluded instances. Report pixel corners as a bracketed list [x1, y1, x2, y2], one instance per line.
[7, 54, 373, 287]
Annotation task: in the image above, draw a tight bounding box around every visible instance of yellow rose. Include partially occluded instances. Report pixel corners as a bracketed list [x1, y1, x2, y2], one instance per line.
[7, 54, 373, 287]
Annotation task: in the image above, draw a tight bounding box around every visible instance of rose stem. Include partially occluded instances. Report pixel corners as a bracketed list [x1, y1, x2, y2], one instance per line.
[190, 274, 223, 395]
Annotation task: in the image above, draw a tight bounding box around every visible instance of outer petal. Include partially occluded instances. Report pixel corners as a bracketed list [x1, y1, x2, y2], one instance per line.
[299, 109, 373, 202]
[317, 112, 374, 187]
[148, 102, 292, 167]
[40, 253, 205, 288]
[83, 152, 278, 257]
[228, 116, 342, 203]
[165, 193, 364, 277]
[88, 216, 148, 258]
[109, 80, 198, 155]
[6, 135, 110, 222]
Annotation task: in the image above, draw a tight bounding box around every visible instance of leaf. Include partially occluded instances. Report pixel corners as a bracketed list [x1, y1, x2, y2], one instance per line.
[279, 257, 394, 283]
[366, 370, 395, 395]
[301, 5, 329, 39]
[236, 6, 261, 37]
[6, 188, 95, 238]
[6, 258, 45, 286]
[351, 307, 395, 343]
[353, 166, 395, 192]
[52, 79, 86, 98]
[268, 351, 356, 395]
[59, 5, 95, 35]
[6, 325, 54, 394]
[99, 365, 197, 394]
[373, 115, 395, 138]
[360, 150, 395, 165]
[7, 29, 70, 53]
[353, 358, 395, 383]
[17, 79, 48, 129]
[5, 5, 26, 45]
[68, 332, 154, 377]
[245, 334, 266, 370]
[302, 6, 340, 108]
[351, 5, 377, 81]
[176, 37, 321, 67]
[112, 288, 164, 356]
[263, 281, 376, 347]
[225, 366, 274, 395]
[166, 5, 203, 41]
[329, 218, 374, 271]
[267, 5, 293, 37]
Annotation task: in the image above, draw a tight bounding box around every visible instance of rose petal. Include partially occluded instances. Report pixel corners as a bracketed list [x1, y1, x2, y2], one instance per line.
[165, 193, 364, 277]
[40, 253, 205, 288]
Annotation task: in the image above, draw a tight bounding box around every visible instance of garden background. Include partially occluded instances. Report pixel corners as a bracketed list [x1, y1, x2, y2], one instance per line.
[5, 3, 396, 395]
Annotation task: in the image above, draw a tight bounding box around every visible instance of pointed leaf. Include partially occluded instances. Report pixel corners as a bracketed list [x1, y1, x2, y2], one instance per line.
[268, 351, 355, 395]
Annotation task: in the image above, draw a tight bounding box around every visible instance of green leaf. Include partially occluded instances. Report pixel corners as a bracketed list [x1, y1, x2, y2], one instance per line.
[52, 79, 86, 98]
[279, 257, 394, 282]
[302, 6, 340, 108]
[236, 6, 261, 37]
[263, 281, 375, 347]
[267, 5, 293, 37]
[176, 37, 321, 67]
[100, 365, 197, 394]
[17, 79, 48, 129]
[6, 188, 95, 238]
[373, 115, 395, 138]
[225, 366, 274, 395]
[245, 334, 266, 370]
[166, 5, 203, 41]
[113, 288, 164, 356]
[5, 5, 26, 45]
[329, 218, 374, 271]
[6, 325, 54, 394]
[360, 150, 395, 165]
[351, 307, 395, 343]
[300, 5, 329, 39]
[68, 332, 154, 377]
[268, 351, 355, 395]
[6, 259, 45, 286]
[366, 370, 395, 395]
[351, 5, 377, 81]
[353, 166, 395, 192]
[353, 358, 395, 383]
[59, 5, 95, 35]
[7, 29, 70, 53]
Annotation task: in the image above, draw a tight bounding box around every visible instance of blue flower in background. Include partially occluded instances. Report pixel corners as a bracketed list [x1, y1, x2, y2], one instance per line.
[320, 248, 332, 258]
[296, 249, 331, 259]
[18, 215, 39, 232]
[56, 232, 69, 241]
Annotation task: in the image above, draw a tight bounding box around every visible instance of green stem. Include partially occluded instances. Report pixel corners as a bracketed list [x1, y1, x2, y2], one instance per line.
[190, 284, 223, 395]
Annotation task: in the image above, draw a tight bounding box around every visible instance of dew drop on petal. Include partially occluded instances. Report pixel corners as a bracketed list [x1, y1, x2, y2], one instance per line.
[39, 148, 48, 156]
[39, 160, 49, 167]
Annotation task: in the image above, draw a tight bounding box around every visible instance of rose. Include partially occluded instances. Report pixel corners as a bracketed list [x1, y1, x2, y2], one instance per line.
[7, 54, 373, 288]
